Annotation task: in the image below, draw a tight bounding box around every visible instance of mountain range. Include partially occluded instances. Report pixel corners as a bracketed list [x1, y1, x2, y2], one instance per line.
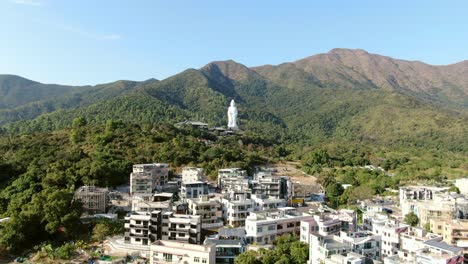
[1, 49, 467, 151]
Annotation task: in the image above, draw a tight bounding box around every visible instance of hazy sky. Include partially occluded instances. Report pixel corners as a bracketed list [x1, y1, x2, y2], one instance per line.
[1, 0, 467, 85]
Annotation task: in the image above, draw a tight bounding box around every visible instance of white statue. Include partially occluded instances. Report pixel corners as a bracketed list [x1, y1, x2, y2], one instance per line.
[227, 99, 238, 129]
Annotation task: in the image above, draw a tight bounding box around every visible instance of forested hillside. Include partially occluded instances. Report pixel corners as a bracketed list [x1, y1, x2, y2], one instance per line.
[0, 121, 269, 251]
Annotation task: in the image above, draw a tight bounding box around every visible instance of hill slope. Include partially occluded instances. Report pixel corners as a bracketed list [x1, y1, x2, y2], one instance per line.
[1, 49, 467, 152]
[253, 49, 468, 107]
[0, 75, 78, 109]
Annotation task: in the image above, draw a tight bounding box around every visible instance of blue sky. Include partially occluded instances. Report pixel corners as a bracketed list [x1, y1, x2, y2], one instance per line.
[1, 0, 467, 85]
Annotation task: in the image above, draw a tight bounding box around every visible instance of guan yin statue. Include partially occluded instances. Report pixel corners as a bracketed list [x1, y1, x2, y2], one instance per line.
[227, 99, 238, 129]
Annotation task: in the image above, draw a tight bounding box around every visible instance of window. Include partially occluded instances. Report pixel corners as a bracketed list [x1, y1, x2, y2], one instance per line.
[163, 253, 172, 261]
[194, 257, 200, 262]
[268, 225, 275, 231]
[257, 227, 263, 233]
[202, 259, 207, 263]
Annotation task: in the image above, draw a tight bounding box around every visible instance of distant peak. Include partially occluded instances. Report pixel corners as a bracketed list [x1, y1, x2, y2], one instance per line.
[201, 60, 257, 81]
[329, 48, 370, 55]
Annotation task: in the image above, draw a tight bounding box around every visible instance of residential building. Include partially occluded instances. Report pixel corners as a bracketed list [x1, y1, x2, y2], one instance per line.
[372, 218, 409, 257]
[251, 194, 287, 211]
[300, 210, 357, 244]
[124, 211, 161, 246]
[182, 167, 205, 184]
[323, 252, 368, 264]
[187, 195, 224, 229]
[218, 168, 248, 191]
[251, 172, 292, 200]
[430, 218, 468, 250]
[222, 192, 254, 227]
[415, 240, 464, 264]
[74, 185, 109, 215]
[204, 228, 247, 264]
[399, 186, 468, 226]
[309, 230, 382, 264]
[149, 240, 215, 264]
[388, 226, 443, 263]
[245, 207, 313, 245]
[161, 212, 202, 244]
[130, 163, 169, 195]
[180, 181, 209, 201]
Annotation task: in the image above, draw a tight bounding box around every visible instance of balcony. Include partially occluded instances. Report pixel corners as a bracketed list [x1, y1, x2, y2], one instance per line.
[202, 222, 224, 229]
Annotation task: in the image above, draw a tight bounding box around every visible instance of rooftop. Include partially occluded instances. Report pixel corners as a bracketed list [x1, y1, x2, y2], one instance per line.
[423, 240, 462, 254]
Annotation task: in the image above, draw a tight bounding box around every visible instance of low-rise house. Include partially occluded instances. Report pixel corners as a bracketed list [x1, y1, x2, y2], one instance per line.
[161, 212, 202, 244]
[372, 217, 409, 257]
[250, 172, 292, 200]
[149, 240, 215, 264]
[124, 211, 161, 246]
[188, 195, 224, 229]
[204, 228, 247, 264]
[300, 210, 357, 244]
[251, 194, 287, 211]
[218, 168, 249, 193]
[309, 231, 381, 264]
[222, 192, 254, 227]
[130, 163, 169, 195]
[430, 218, 468, 251]
[180, 181, 209, 201]
[245, 207, 312, 245]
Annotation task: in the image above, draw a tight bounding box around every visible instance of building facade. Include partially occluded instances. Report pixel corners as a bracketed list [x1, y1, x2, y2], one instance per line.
[130, 163, 169, 195]
[74, 185, 109, 215]
[245, 207, 312, 245]
[149, 240, 215, 264]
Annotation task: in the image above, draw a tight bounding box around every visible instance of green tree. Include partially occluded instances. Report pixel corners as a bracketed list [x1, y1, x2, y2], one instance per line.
[290, 241, 309, 264]
[235, 250, 260, 264]
[448, 186, 460, 194]
[92, 223, 111, 242]
[404, 212, 419, 227]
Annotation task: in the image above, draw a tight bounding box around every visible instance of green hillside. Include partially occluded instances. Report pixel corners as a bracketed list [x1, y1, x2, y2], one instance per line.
[1, 49, 467, 153]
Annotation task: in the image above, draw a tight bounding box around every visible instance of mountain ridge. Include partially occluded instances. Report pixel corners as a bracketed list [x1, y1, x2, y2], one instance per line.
[1, 49, 467, 152]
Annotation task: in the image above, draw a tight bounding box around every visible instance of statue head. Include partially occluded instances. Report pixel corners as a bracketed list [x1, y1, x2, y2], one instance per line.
[230, 99, 236, 107]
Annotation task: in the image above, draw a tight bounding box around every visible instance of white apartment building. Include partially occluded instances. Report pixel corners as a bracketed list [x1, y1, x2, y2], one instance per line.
[386, 239, 464, 264]
[130, 163, 169, 195]
[182, 167, 205, 183]
[385, 226, 443, 263]
[372, 217, 409, 257]
[161, 212, 202, 244]
[131, 193, 174, 212]
[251, 194, 287, 211]
[218, 168, 248, 191]
[362, 211, 389, 231]
[245, 207, 313, 245]
[187, 195, 224, 229]
[204, 227, 247, 264]
[124, 211, 161, 246]
[414, 240, 464, 264]
[222, 192, 254, 227]
[300, 210, 357, 244]
[251, 172, 292, 200]
[309, 231, 381, 264]
[322, 252, 367, 264]
[149, 240, 215, 264]
[180, 181, 209, 201]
